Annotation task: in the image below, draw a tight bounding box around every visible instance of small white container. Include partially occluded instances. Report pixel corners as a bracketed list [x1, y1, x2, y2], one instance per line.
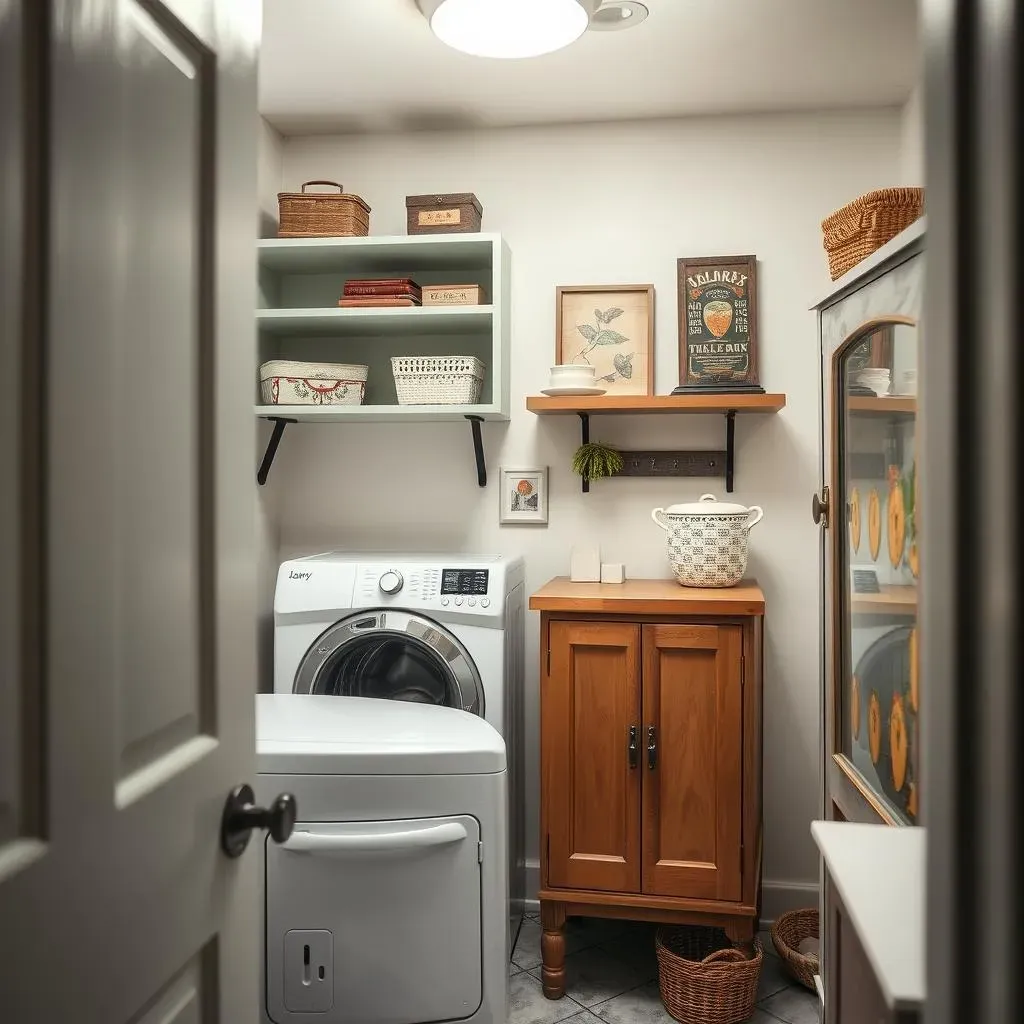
[391, 356, 485, 405]
[600, 563, 625, 584]
[570, 545, 601, 583]
[549, 364, 596, 388]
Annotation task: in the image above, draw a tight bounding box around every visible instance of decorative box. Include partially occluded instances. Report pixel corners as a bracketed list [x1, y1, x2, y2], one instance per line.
[259, 360, 368, 406]
[277, 181, 371, 238]
[405, 193, 483, 235]
[421, 284, 488, 306]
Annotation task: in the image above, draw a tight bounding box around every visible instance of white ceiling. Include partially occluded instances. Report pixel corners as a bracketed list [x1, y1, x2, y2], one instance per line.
[260, 0, 920, 136]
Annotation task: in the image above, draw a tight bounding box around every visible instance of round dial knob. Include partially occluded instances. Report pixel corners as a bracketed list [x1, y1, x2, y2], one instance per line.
[378, 570, 404, 595]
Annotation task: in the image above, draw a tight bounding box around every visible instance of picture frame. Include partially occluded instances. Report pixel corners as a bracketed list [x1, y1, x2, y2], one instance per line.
[499, 467, 548, 525]
[555, 284, 655, 396]
[673, 255, 764, 394]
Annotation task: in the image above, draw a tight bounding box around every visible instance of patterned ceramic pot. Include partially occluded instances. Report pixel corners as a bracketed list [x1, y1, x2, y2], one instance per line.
[651, 493, 764, 588]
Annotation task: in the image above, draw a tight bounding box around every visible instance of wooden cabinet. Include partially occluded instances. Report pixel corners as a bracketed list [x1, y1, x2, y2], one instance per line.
[531, 578, 764, 1000]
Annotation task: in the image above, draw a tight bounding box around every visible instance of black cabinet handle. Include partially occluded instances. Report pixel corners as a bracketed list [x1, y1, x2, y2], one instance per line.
[220, 784, 297, 858]
[647, 726, 657, 770]
[628, 725, 638, 769]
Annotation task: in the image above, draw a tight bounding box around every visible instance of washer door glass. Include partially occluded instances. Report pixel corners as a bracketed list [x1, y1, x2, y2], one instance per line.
[293, 610, 483, 716]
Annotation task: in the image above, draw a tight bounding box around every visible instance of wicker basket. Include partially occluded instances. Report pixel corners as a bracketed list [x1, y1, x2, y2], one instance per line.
[770, 908, 819, 992]
[259, 359, 368, 406]
[278, 181, 371, 238]
[391, 356, 485, 405]
[655, 927, 762, 1024]
[821, 187, 924, 280]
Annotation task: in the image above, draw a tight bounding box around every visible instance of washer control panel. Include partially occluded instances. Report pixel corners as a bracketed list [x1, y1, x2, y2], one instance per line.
[440, 568, 489, 596]
[355, 562, 499, 617]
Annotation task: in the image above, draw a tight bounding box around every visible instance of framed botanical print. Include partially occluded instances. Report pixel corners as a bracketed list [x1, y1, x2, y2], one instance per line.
[555, 284, 655, 396]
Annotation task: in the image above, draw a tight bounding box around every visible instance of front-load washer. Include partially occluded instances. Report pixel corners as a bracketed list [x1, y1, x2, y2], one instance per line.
[273, 553, 525, 939]
[256, 694, 508, 1024]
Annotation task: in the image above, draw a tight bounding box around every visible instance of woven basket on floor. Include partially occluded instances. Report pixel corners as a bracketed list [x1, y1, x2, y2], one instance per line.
[656, 927, 762, 1024]
[277, 180, 371, 238]
[771, 908, 819, 992]
[821, 187, 924, 280]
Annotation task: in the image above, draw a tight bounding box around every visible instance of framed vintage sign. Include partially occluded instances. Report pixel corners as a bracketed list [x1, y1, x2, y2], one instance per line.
[673, 255, 763, 394]
[556, 284, 655, 396]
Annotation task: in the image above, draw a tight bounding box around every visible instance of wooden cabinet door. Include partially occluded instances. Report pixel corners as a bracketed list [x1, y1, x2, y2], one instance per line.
[641, 624, 743, 901]
[544, 621, 641, 892]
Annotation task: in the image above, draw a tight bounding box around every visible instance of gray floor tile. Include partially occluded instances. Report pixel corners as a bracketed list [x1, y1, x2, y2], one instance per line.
[511, 958, 523, 977]
[590, 981, 676, 1024]
[759, 929, 779, 957]
[758, 984, 821, 1024]
[509, 973, 588, 1024]
[529, 945, 651, 1008]
[513, 917, 595, 970]
[750, 1012, 788, 1023]
[756, 951, 793, 1001]
[560, 1012, 604, 1024]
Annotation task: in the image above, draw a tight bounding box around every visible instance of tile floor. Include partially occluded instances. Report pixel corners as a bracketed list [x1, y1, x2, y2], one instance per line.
[509, 914, 820, 1024]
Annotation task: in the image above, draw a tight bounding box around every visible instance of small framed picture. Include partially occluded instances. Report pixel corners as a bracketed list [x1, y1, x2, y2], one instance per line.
[499, 467, 548, 525]
[555, 284, 655, 396]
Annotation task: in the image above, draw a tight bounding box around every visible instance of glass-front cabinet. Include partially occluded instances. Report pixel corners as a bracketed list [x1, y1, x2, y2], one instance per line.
[816, 226, 924, 827]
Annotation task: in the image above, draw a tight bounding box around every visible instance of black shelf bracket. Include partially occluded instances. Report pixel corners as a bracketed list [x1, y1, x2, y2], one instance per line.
[466, 415, 487, 487]
[578, 412, 591, 493]
[725, 410, 736, 493]
[257, 416, 296, 486]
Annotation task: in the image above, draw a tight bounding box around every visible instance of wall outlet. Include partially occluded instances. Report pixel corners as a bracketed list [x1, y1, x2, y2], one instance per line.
[283, 929, 334, 1013]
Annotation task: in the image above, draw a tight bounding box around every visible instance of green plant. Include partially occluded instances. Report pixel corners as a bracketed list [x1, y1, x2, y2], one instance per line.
[572, 441, 624, 480]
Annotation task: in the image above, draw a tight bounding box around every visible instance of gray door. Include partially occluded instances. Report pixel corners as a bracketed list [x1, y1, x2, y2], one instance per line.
[0, 0, 263, 1019]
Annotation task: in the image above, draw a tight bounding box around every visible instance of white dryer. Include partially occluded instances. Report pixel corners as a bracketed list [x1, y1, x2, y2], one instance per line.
[273, 552, 526, 932]
[256, 694, 508, 1024]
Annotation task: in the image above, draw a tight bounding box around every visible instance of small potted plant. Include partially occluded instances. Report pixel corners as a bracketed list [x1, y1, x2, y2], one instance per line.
[572, 441, 624, 482]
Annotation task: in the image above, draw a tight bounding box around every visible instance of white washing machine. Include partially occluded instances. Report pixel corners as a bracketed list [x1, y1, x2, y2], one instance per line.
[272, 552, 526, 935]
[256, 694, 508, 1024]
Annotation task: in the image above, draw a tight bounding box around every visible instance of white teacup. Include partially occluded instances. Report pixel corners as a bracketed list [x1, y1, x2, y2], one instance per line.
[549, 364, 596, 388]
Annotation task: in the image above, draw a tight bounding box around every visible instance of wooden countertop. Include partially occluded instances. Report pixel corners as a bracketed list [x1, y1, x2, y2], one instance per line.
[530, 577, 765, 616]
[812, 821, 925, 1011]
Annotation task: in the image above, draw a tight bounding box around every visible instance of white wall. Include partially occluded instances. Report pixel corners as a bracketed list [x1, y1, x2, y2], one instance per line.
[901, 83, 924, 182]
[268, 109, 902, 911]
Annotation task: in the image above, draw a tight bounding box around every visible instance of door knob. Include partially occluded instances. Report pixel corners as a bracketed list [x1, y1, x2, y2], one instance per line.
[811, 486, 830, 527]
[220, 783, 297, 858]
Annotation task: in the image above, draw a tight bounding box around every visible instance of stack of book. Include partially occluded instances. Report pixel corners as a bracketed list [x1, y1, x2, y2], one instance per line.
[338, 278, 421, 308]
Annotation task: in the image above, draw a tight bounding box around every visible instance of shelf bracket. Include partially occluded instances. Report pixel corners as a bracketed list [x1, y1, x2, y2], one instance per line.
[257, 416, 296, 486]
[466, 415, 487, 487]
[725, 410, 736, 493]
[578, 412, 591, 493]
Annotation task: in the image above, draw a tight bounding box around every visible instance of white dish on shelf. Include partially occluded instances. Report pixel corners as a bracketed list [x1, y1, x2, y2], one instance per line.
[540, 387, 608, 397]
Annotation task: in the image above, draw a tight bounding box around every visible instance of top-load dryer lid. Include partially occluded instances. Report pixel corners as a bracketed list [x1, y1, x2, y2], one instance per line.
[256, 694, 506, 776]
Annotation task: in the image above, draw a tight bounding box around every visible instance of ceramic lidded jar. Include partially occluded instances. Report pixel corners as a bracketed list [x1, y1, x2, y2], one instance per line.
[651, 493, 764, 588]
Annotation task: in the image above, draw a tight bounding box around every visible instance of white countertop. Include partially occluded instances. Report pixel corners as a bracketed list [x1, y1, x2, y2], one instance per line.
[811, 820, 925, 1011]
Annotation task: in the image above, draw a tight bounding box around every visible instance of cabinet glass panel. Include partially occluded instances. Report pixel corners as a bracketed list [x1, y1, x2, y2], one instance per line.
[836, 322, 919, 823]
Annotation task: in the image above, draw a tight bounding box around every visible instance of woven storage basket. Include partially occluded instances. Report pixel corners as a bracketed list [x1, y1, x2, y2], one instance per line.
[822, 187, 923, 280]
[278, 180, 370, 238]
[656, 927, 762, 1024]
[771, 908, 819, 992]
[391, 355, 485, 405]
[259, 359, 368, 406]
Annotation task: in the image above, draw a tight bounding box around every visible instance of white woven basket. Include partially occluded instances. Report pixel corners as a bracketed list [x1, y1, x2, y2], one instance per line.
[391, 355, 485, 405]
[259, 359, 368, 406]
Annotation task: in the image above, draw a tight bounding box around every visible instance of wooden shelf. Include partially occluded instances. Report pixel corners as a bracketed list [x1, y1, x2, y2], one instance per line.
[257, 305, 491, 336]
[852, 585, 917, 615]
[526, 393, 787, 415]
[255, 404, 508, 423]
[530, 577, 766, 616]
[847, 395, 917, 416]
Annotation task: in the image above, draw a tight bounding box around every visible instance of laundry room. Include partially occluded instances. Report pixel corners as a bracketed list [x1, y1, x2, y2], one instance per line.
[252, 2, 925, 1023]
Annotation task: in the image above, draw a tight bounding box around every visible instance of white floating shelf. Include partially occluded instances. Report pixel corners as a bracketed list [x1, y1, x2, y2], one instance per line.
[257, 305, 492, 336]
[255, 404, 508, 423]
[258, 233, 501, 274]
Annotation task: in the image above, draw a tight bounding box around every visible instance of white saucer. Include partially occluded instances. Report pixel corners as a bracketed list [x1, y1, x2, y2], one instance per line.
[541, 386, 608, 397]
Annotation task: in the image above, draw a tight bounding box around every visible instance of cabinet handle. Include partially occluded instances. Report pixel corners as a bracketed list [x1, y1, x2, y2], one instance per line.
[628, 725, 638, 769]
[647, 726, 657, 770]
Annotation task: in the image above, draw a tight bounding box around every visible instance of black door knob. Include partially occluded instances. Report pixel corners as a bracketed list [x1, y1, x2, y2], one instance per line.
[220, 783, 297, 859]
[811, 486, 830, 527]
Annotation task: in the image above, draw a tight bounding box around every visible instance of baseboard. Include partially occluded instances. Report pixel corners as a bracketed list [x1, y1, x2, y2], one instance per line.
[521, 862, 818, 924]
[760, 879, 820, 924]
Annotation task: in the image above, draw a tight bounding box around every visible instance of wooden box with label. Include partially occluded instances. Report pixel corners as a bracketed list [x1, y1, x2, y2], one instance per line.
[530, 577, 765, 1000]
[405, 193, 483, 235]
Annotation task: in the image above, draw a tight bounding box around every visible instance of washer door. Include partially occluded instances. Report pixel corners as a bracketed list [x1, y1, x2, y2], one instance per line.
[293, 610, 484, 716]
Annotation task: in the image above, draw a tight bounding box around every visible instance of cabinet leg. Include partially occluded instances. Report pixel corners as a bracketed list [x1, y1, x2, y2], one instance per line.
[725, 918, 755, 945]
[539, 900, 567, 999]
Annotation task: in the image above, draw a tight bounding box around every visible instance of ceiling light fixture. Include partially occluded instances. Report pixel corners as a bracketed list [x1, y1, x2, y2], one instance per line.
[417, 0, 602, 59]
[588, 2, 649, 31]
